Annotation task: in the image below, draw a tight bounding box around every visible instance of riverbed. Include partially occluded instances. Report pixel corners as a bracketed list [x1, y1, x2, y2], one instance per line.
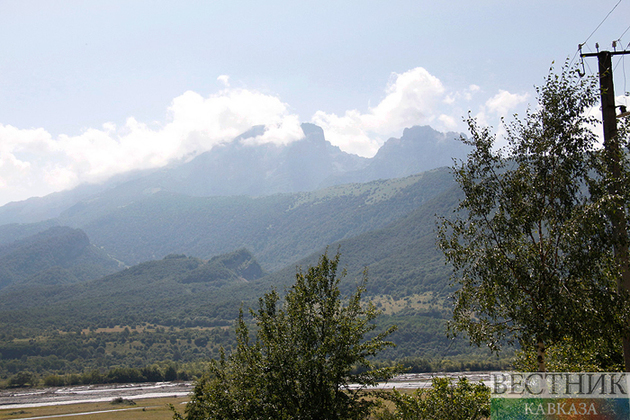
[0, 372, 493, 410]
[0, 381, 193, 410]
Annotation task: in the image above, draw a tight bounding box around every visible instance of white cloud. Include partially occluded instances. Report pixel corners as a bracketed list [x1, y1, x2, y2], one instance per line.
[484, 90, 529, 117]
[0, 85, 302, 206]
[444, 84, 481, 105]
[0, 68, 533, 206]
[217, 75, 230, 87]
[311, 67, 448, 157]
[471, 89, 530, 131]
[438, 114, 458, 130]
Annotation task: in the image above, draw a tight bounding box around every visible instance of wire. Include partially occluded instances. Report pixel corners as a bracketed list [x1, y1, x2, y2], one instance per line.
[613, 55, 627, 96]
[612, 39, 630, 94]
[618, 23, 630, 42]
[582, 0, 623, 47]
[573, 0, 623, 68]
[584, 59, 595, 76]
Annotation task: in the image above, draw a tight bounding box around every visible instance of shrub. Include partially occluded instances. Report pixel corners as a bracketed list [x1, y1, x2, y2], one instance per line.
[378, 377, 490, 420]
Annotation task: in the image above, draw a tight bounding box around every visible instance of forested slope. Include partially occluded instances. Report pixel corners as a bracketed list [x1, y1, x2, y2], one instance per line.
[5, 168, 451, 270]
[0, 226, 122, 290]
[0, 167, 502, 385]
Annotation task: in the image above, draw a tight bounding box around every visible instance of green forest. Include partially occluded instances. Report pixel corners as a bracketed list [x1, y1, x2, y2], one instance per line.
[0, 172, 508, 388]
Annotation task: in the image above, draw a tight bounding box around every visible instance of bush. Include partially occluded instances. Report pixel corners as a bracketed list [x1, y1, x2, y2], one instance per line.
[8, 371, 36, 388]
[44, 374, 65, 387]
[378, 377, 490, 420]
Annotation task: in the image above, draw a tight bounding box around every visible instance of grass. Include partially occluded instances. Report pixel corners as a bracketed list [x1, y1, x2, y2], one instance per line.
[0, 396, 188, 420]
[288, 174, 425, 210]
[369, 292, 444, 315]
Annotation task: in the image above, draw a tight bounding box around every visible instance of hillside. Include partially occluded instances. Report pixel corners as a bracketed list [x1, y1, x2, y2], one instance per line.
[0, 184, 468, 350]
[322, 126, 468, 185]
[0, 226, 122, 290]
[0, 168, 453, 271]
[262, 183, 462, 297]
[0, 182, 459, 328]
[0, 248, 265, 326]
[0, 179, 505, 382]
[0, 139, 496, 382]
[0, 184, 457, 327]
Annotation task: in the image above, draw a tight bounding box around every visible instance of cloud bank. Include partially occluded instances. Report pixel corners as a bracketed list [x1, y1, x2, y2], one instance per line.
[0, 69, 528, 206]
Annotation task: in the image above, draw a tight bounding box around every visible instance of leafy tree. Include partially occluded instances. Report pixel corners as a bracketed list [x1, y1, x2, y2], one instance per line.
[438, 64, 630, 371]
[9, 371, 37, 387]
[512, 336, 624, 372]
[173, 252, 398, 420]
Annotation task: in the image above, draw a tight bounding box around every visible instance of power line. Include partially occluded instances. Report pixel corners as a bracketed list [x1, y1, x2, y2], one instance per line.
[573, 0, 624, 68]
[618, 23, 630, 42]
[582, 0, 623, 46]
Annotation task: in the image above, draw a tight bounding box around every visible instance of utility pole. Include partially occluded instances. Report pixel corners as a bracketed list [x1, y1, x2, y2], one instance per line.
[582, 47, 630, 371]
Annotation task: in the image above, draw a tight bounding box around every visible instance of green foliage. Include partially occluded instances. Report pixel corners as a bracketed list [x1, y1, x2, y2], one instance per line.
[0, 251, 263, 328]
[8, 371, 37, 388]
[0, 325, 226, 385]
[0, 169, 487, 382]
[264, 182, 459, 299]
[377, 377, 490, 420]
[0, 177, 477, 381]
[438, 63, 630, 368]
[175, 252, 398, 420]
[512, 336, 624, 372]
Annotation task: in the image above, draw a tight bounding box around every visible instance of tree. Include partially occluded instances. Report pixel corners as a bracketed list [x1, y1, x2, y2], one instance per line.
[173, 251, 397, 420]
[8, 371, 37, 388]
[438, 63, 630, 371]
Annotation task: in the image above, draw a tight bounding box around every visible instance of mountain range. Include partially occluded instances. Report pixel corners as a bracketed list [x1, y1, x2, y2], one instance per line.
[0, 124, 468, 226]
[0, 124, 490, 378]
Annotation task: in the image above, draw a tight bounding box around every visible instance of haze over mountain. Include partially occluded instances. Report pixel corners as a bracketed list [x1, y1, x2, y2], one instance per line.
[0, 168, 460, 320]
[0, 182, 472, 365]
[0, 124, 485, 376]
[0, 124, 469, 227]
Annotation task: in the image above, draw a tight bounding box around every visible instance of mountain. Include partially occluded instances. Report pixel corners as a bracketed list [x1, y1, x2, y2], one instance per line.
[0, 123, 366, 226]
[0, 168, 161, 226]
[0, 181, 485, 369]
[61, 168, 456, 270]
[323, 125, 469, 185]
[0, 226, 123, 290]
[0, 124, 466, 227]
[141, 123, 369, 197]
[0, 184, 458, 328]
[0, 171, 460, 324]
[0, 173, 505, 379]
[0, 168, 456, 273]
[0, 124, 487, 377]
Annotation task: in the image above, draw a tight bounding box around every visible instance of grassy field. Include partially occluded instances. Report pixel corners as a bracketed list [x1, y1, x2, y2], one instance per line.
[370, 292, 443, 315]
[0, 395, 396, 419]
[0, 396, 189, 420]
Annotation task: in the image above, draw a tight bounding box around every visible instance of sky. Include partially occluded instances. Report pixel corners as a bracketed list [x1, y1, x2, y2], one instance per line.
[1, 0, 629, 206]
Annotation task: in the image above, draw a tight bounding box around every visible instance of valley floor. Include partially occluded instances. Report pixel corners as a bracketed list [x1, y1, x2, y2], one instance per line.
[0, 381, 192, 411]
[0, 372, 495, 410]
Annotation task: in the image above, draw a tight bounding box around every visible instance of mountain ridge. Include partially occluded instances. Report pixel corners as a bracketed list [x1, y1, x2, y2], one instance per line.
[0, 124, 468, 227]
